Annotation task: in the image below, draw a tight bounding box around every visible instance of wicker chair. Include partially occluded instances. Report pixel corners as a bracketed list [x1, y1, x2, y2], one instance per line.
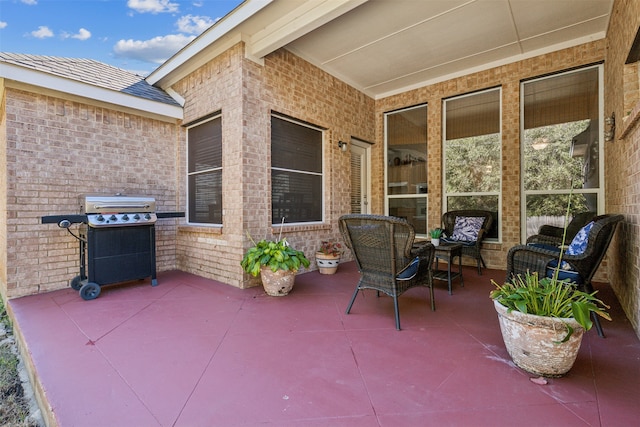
[441, 210, 494, 275]
[339, 214, 436, 330]
[526, 211, 596, 246]
[506, 214, 623, 337]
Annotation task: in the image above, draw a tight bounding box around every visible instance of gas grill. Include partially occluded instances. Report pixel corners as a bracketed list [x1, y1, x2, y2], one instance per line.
[42, 194, 183, 300]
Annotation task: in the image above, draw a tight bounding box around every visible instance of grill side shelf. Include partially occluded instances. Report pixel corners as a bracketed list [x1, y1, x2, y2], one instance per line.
[156, 212, 185, 219]
[41, 215, 88, 225]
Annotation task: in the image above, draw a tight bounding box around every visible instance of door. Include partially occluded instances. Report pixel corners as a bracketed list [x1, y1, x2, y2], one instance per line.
[350, 139, 371, 214]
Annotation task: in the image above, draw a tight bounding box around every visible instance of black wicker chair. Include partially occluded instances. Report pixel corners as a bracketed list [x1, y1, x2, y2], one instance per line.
[339, 214, 436, 330]
[506, 214, 623, 337]
[441, 210, 494, 275]
[526, 211, 596, 246]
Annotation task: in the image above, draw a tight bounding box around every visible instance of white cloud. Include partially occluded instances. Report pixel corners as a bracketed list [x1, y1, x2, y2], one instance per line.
[127, 0, 179, 14]
[21, 0, 37, 5]
[113, 34, 195, 64]
[71, 28, 91, 40]
[176, 15, 215, 35]
[31, 26, 53, 39]
[0, 22, 7, 30]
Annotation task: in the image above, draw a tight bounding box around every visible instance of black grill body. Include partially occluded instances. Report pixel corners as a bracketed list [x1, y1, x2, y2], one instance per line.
[85, 225, 156, 286]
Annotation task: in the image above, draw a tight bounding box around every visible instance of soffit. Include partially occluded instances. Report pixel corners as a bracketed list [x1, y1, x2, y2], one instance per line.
[283, 0, 613, 99]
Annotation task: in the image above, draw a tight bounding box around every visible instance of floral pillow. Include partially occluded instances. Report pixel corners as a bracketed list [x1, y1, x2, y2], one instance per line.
[566, 221, 595, 256]
[450, 216, 484, 242]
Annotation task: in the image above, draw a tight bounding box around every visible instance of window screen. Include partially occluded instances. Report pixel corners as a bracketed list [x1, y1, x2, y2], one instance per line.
[271, 115, 323, 224]
[187, 116, 222, 224]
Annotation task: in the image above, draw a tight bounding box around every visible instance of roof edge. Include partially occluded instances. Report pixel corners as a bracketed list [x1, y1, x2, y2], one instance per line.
[146, 0, 274, 87]
[1, 62, 183, 120]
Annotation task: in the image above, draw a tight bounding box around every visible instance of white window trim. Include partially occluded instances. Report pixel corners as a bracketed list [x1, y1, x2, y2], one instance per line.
[186, 113, 223, 227]
[519, 64, 604, 243]
[442, 87, 503, 242]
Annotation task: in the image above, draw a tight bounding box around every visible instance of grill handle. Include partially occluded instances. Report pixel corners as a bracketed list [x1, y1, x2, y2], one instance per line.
[90, 203, 151, 211]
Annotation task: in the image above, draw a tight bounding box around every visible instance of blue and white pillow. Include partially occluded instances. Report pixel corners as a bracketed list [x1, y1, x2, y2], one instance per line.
[566, 221, 595, 255]
[450, 216, 484, 242]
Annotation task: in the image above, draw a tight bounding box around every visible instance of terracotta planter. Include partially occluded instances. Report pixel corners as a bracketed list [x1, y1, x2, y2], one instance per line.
[260, 266, 296, 296]
[315, 252, 340, 274]
[493, 300, 585, 377]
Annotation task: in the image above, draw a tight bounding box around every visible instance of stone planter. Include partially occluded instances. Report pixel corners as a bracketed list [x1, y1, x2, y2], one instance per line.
[493, 300, 585, 377]
[260, 266, 296, 296]
[315, 252, 340, 274]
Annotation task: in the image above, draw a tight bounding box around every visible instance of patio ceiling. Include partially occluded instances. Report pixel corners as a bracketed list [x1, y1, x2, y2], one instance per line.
[151, 0, 613, 101]
[283, 0, 613, 99]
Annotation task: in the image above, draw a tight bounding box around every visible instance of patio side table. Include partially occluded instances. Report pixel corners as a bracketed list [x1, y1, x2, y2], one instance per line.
[433, 242, 464, 295]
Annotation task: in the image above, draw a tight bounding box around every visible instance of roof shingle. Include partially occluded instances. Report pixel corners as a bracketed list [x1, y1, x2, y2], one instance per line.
[0, 53, 180, 106]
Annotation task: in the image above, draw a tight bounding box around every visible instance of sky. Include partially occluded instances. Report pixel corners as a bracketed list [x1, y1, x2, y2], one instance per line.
[0, 0, 244, 75]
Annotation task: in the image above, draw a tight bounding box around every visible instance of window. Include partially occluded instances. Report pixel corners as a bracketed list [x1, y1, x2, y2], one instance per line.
[187, 115, 222, 225]
[521, 66, 603, 241]
[271, 115, 323, 224]
[443, 88, 501, 240]
[385, 105, 428, 235]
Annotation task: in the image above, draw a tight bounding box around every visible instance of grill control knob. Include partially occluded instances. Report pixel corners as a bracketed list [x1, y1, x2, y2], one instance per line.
[96, 215, 104, 222]
[122, 214, 129, 221]
[144, 213, 151, 220]
[109, 215, 117, 222]
[133, 214, 140, 220]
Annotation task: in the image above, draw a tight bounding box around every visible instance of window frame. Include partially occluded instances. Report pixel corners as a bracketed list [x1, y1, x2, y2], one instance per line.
[442, 87, 503, 242]
[186, 113, 223, 226]
[270, 113, 325, 226]
[519, 64, 604, 242]
[383, 104, 429, 237]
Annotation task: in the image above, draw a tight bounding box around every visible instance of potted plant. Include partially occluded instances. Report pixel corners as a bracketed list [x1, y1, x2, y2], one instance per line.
[490, 272, 610, 377]
[429, 228, 443, 246]
[315, 241, 343, 274]
[241, 231, 310, 296]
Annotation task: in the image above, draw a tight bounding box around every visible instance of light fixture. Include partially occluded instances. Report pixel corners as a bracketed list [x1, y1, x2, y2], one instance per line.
[338, 141, 348, 152]
[531, 137, 550, 150]
[604, 112, 615, 142]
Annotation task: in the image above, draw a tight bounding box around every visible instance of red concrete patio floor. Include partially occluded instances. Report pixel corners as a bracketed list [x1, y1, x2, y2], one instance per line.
[8, 262, 640, 427]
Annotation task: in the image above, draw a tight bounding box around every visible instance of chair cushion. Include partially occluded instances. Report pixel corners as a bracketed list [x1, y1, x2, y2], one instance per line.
[546, 259, 583, 284]
[566, 221, 594, 255]
[450, 216, 484, 242]
[397, 257, 420, 280]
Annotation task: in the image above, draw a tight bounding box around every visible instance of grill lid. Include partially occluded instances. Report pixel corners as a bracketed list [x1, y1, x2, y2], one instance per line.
[81, 195, 157, 228]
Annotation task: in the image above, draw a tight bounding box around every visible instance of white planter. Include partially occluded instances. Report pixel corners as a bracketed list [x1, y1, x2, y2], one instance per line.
[431, 238, 440, 246]
[493, 300, 584, 377]
[315, 252, 340, 274]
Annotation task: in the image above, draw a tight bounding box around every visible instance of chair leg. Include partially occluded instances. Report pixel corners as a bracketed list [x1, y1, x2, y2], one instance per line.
[393, 296, 401, 330]
[581, 281, 605, 338]
[429, 278, 436, 311]
[477, 253, 487, 275]
[593, 312, 605, 338]
[346, 287, 360, 314]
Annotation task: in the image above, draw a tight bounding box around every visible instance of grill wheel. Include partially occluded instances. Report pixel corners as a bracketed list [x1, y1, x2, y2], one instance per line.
[80, 282, 101, 300]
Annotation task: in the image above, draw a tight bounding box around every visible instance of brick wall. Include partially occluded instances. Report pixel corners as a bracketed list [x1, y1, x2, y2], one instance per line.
[170, 44, 375, 288]
[375, 41, 606, 276]
[604, 0, 640, 337]
[1, 87, 182, 299]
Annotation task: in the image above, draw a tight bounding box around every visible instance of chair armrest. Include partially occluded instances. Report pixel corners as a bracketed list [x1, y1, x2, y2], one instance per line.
[506, 244, 561, 282]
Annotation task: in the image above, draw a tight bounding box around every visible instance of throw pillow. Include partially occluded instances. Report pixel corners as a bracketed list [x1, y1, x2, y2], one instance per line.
[566, 221, 595, 255]
[397, 257, 420, 280]
[450, 216, 484, 242]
